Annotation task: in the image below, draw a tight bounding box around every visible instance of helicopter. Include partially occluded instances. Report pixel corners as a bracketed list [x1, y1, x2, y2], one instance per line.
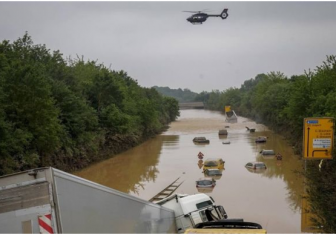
[184, 8, 229, 24]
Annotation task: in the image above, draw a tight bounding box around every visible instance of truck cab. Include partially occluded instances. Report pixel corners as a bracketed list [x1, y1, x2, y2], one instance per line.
[156, 194, 227, 233]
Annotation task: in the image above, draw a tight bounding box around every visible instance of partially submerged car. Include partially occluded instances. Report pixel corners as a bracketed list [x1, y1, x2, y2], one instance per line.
[203, 158, 225, 170]
[245, 162, 267, 170]
[246, 127, 256, 133]
[218, 129, 228, 135]
[196, 178, 216, 188]
[260, 149, 275, 155]
[193, 137, 210, 144]
[204, 169, 223, 180]
[260, 149, 275, 159]
[255, 136, 267, 143]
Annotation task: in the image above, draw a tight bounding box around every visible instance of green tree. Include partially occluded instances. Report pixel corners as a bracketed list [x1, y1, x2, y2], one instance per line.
[1, 33, 64, 168]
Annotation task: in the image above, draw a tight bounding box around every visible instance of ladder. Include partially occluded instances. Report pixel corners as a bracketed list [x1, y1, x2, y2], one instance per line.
[149, 177, 184, 202]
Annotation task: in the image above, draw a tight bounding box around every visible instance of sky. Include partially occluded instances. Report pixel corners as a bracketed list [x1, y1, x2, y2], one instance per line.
[0, 1, 336, 93]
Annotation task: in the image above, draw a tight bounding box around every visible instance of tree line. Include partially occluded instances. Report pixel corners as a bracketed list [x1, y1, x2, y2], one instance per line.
[153, 86, 198, 102]
[0, 33, 180, 175]
[195, 56, 336, 232]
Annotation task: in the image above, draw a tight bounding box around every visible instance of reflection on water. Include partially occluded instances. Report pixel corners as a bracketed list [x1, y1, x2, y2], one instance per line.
[197, 160, 203, 169]
[196, 187, 215, 193]
[250, 131, 304, 212]
[193, 142, 210, 146]
[75, 135, 180, 195]
[76, 109, 303, 233]
[218, 135, 228, 140]
[245, 167, 267, 174]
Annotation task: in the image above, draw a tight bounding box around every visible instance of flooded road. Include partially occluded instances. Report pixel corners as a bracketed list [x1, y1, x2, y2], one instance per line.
[75, 109, 304, 233]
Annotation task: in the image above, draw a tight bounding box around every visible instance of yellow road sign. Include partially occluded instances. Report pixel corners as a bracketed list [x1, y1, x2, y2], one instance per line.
[225, 106, 231, 113]
[303, 117, 334, 159]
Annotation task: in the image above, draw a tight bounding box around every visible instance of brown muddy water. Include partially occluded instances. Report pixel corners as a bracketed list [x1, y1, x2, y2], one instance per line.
[75, 109, 304, 233]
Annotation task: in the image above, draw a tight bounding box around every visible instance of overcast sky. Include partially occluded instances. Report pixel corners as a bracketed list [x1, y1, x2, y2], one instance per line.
[1, 1, 336, 92]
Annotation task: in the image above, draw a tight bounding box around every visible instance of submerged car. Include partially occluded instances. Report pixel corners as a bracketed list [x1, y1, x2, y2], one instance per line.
[193, 137, 210, 144]
[245, 162, 267, 170]
[203, 158, 225, 170]
[260, 149, 275, 159]
[260, 149, 275, 156]
[204, 169, 223, 180]
[204, 169, 222, 176]
[218, 129, 228, 135]
[255, 136, 267, 143]
[196, 178, 216, 188]
[246, 127, 256, 132]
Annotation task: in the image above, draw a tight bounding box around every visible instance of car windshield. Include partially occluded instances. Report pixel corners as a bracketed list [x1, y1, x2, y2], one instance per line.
[205, 161, 217, 166]
[197, 180, 213, 185]
[263, 150, 275, 155]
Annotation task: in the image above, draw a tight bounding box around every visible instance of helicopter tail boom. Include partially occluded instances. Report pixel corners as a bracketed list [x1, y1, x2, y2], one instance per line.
[207, 8, 228, 19]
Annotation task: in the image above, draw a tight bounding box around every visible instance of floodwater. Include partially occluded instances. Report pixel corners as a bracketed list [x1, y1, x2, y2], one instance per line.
[75, 109, 304, 233]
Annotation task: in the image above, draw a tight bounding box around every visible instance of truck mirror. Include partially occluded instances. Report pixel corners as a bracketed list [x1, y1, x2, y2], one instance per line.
[217, 206, 228, 219]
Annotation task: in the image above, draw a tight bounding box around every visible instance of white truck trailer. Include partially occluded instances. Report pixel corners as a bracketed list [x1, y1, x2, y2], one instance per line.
[0, 167, 228, 233]
[0, 167, 175, 233]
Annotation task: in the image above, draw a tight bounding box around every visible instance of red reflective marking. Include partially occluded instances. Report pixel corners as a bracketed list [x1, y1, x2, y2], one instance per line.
[39, 217, 54, 234]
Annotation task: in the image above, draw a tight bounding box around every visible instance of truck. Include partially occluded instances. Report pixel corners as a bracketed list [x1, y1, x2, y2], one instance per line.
[224, 107, 238, 123]
[0, 167, 229, 233]
[156, 194, 228, 233]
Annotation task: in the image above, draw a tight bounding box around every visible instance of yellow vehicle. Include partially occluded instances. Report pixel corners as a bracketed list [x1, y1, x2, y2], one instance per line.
[225, 106, 231, 113]
[203, 158, 225, 170]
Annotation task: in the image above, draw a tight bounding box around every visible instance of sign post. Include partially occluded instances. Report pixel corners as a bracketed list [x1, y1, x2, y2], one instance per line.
[303, 117, 334, 160]
[197, 152, 204, 159]
[301, 117, 334, 232]
[301, 193, 321, 233]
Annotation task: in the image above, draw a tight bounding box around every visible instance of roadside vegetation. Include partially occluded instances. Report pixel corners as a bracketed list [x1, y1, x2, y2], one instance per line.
[195, 56, 336, 232]
[153, 86, 198, 102]
[0, 33, 180, 175]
